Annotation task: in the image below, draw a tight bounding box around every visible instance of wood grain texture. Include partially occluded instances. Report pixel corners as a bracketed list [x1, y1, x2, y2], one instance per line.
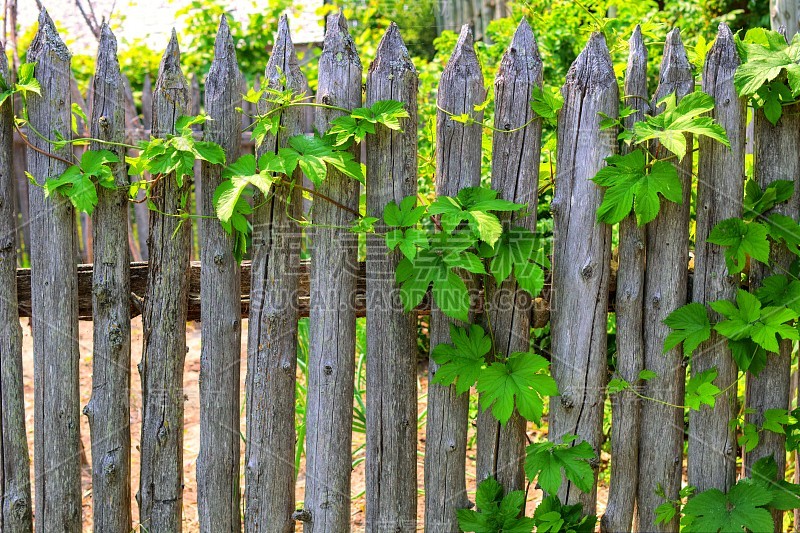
[549, 32, 615, 513]
[425, 25, 485, 533]
[26, 9, 82, 532]
[197, 16, 242, 533]
[688, 23, 744, 495]
[137, 30, 191, 533]
[745, 101, 800, 532]
[638, 28, 693, 533]
[601, 25, 647, 533]
[245, 15, 307, 533]
[476, 19, 541, 494]
[304, 12, 362, 533]
[0, 39, 32, 533]
[84, 24, 132, 533]
[364, 23, 419, 533]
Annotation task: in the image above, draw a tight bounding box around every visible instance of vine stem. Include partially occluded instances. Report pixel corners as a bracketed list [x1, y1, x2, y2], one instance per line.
[14, 122, 74, 167]
[277, 177, 360, 217]
[436, 104, 536, 134]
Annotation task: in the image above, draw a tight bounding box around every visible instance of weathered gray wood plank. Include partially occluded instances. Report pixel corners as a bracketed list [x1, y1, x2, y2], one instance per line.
[638, 28, 693, 533]
[303, 12, 362, 533]
[0, 38, 32, 533]
[245, 14, 307, 533]
[745, 80, 800, 533]
[601, 25, 647, 533]
[425, 25, 485, 533]
[364, 22, 419, 532]
[476, 19, 541, 494]
[549, 32, 615, 513]
[688, 23, 744, 495]
[84, 24, 131, 533]
[197, 16, 242, 533]
[137, 30, 191, 532]
[26, 9, 82, 531]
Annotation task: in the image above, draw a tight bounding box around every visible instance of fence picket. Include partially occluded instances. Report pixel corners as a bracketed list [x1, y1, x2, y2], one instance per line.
[602, 25, 647, 533]
[425, 25, 485, 532]
[0, 40, 32, 533]
[85, 24, 132, 533]
[476, 19, 542, 493]
[197, 16, 242, 533]
[549, 32, 615, 512]
[638, 28, 693, 532]
[744, 57, 800, 533]
[364, 22, 419, 532]
[26, 9, 82, 531]
[305, 11, 362, 533]
[688, 22, 744, 494]
[138, 30, 191, 532]
[245, 14, 307, 533]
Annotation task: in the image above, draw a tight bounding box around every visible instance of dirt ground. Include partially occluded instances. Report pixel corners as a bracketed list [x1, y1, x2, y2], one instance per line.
[18, 318, 607, 531]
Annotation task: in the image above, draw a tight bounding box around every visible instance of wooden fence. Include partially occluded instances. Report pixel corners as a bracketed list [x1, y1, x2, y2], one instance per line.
[0, 6, 789, 533]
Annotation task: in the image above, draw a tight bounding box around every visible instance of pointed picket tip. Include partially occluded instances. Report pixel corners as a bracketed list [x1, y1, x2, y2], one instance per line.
[705, 23, 739, 69]
[565, 32, 615, 90]
[30, 8, 70, 62]
[267, 14, 299, 73]
[213, 15, 236, 61]
[158, 29, 183, 76]
[370, 23, 416, 75]
[322, 10, 361, 68]
[629, 25, 644, 55]
[441, 24, 483, 87]
[654, 27, 692, 102]
[497, 18, 540, 81]
[95, 23, 121, 83]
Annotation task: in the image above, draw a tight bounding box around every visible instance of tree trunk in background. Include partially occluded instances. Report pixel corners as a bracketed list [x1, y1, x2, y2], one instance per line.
[772, 0, 800, 35]
[601, 25, 647, 533]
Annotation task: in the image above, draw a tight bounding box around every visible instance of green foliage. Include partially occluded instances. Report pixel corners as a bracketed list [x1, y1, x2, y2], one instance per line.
[707, 217, 770, 274]
[328, 100, 409, 145]
[711, 289, 799, 354]
[592, 149, 681, 226]
[533, 496, 596, 533]
[634, 91, 729, 161]
[476, 350, 558, 425]
[662, 302, 711, 356]
[684, 368, 721, 411]
[524, 436, 595, 496]
[743, 179, 794, 220]
[127, 114, 226, 187]
[43, 150, 119, 214]
[0, 62, 40, 114]
[431, 324, 492, 395]
[681, 456, 800, 532]
[735, 28, 800, 124]
[457, 477, 535, 533]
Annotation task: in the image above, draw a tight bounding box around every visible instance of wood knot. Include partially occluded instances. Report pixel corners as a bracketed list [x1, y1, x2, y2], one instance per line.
[324, 365, 333, 375]
[99, 116, 110, 129]
[292, 509, 312, 522]
[581, 264, 594, 280]
[321, 94, 332, 105]
[561, 394, 574, 409]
